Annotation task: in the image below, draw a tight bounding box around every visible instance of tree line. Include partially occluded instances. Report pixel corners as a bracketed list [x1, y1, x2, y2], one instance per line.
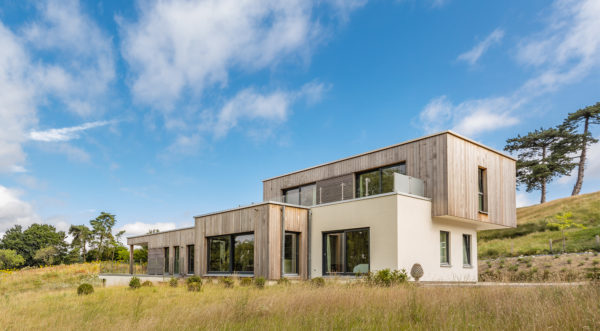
[505, 102, 599, 204]
[0, 212, 148, 270]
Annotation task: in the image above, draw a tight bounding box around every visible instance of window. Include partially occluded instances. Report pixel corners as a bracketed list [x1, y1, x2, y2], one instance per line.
[323, 228, 369, 275]
[174, 246, 180, 275]
[478, 168, 488, 213]
[208, 233, 254, 274]
[164, 247, 169, 274]
[284, 184, 316, 206]
[357, 163, 406, 198]
[187, 245, 195, 274]
[463, 235, 472, 266]
[440, 231, 450, 265]
[284, 232, 299, 274]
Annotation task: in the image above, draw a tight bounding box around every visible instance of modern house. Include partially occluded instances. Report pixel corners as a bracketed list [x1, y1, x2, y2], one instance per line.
[127, 131, 516, 282]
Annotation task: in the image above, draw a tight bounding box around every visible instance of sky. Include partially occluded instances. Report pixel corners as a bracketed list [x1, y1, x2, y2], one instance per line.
[0, 0, 599, 240]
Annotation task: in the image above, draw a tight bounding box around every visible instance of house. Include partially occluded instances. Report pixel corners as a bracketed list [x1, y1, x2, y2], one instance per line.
[126, 131, 516, 282]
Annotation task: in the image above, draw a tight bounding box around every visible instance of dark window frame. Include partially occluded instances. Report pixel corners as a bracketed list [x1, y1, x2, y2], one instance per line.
[356, 162, 407, 197]
[283, 183, 316, 206]
[440, 231, 450, 265]
[478, 167, 488, 213]
[322, 227, 370, 276]
[174, 246, 180, 275]
[462, 234, 472, 267]
[187, 245, 195, 275]
[283, 231, 300, 275]
[164, 247, 169, 274]
[206, 232, 255, 275]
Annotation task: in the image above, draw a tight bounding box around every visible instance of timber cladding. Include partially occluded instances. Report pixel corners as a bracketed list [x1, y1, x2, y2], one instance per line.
[262, 131, 516, 227]
[194, 203, 308, 279]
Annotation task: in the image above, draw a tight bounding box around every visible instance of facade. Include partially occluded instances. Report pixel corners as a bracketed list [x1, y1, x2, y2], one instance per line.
[127, 131, 516, 282]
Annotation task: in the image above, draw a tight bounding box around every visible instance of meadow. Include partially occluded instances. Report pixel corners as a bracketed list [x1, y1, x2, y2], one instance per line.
[1, 264, 600, 330]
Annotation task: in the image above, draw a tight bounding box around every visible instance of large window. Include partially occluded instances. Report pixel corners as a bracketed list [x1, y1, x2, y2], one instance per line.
[323, 228, 369, 275]
[463, 234, 472, 266]
[164, 247, 169, 274]
[284, 232, 299, 274]
[208, 233, 254, 274]
[284, 184, 316, 206]
[440, 231, 450, 265]
[356, 163, 406, 198]
[174, 246, 180, 275]
[478, 168, 488, 213]
[187, 245, 195, 274]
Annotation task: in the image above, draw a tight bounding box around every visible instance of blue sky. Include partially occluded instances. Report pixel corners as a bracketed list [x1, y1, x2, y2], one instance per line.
[0, 0, 599, 239]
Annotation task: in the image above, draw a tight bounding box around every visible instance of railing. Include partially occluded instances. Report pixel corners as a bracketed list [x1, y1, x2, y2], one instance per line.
[99, 261, 147, 274]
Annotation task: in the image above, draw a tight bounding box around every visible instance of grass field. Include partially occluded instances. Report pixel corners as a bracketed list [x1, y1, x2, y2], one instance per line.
[1, 264, 600, 330]
[478, 191, 600, 258]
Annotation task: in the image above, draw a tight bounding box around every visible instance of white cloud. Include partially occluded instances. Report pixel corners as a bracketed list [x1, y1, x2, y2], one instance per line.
[117, 222, 177, 239]
[516, 191, 535, 208]
[457, 28, 504, 65]
[431, 0, 449, 9]
[419, 0, 600, 137]
[29, 121, 111, 142]
[0, 185, 41, 233]
[586, 141, 600, 179]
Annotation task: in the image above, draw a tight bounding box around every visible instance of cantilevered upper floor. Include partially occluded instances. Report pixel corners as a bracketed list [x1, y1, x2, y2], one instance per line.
[262, 131, 516, 229]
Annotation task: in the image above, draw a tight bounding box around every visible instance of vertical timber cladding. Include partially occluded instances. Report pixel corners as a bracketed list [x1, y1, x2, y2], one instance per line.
[126, 228, 195, 275]
[194, 203, 309, 279]
[446, 134, 517, 227]
[262, 132, 450, 216]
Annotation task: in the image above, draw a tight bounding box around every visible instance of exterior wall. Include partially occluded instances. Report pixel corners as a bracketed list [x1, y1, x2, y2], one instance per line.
[128, 228, 195, 275]
[310, 193, 478, 282]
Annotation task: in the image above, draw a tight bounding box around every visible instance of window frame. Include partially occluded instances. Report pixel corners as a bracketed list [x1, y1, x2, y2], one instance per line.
[174, 246, 180, 275]
[356, 162, 406, 198]
[206, 232, 255, 275]
[478, 167, 488, 213]
[322, 227, 370, 276]
[462, 234, 472, 267]
[187, 245, 195, 275]
[440, 231, 450, 266]
[283, 231, 300, 275]
[164, 247, 169, 274]
[283, 183, 317, 206]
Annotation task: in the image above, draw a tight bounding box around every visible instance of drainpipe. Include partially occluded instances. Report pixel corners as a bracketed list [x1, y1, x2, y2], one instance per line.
[281, 206, 286, 279]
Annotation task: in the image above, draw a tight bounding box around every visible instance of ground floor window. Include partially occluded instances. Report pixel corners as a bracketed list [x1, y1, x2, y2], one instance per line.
[463, 234, 471, 266]
[174, 246, 180, 275]
[284, 232, 299, 274]
[440, 231, 450, 265]
[208, 233, 254, 274]
[323, 228, 369, 275]
[187, 245, 194, 274]
[164, 247, 169, 274]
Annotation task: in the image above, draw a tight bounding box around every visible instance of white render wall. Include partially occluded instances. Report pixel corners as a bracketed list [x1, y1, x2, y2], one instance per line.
[310, 193, 478, 282]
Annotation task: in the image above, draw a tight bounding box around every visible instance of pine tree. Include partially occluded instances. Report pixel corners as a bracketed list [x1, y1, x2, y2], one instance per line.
[505, 127, 578, 204]
[561, 102, 600, 196]
[69, 225, 92, 262]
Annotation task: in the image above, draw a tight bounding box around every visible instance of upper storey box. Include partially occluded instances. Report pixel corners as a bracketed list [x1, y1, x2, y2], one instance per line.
[262, 131, 516, 229]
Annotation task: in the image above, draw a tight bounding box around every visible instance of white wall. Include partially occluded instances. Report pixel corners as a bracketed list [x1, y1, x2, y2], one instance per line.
[310, 193, 478, 282]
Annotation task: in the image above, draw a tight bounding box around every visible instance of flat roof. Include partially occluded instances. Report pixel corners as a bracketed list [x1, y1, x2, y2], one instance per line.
[126, 226, 195, 240]
[262, 130, 516, 182]
[193, 201, 309, 219]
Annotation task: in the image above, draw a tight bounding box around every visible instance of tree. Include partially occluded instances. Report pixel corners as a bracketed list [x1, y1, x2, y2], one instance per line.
[69, 225, 92, 262]
[0, 249, 25, 269]
[34, 246, 59, 266]
[1, 224, 68, 266]
[547, 212, 586, 252]
[561, 102, 600, 196]
[90, 212, 116, 261]
[109, 230, 126, 261]
[505, 127, 578, 204]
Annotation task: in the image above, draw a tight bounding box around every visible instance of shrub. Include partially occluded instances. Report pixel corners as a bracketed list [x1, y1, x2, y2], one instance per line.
[186, 276, 202, 292]
[220, 277, 234, 288]
[368, 269, 409, 287]
[129, 276, 141, 289]
[186, 276, 202, 285]
[310, 277, 325, 287]
[169, 277, 179, 287]
[277, 277, 290, 286]
[141, 280, 153, 287]
[77, 283, 94, 295]
[254, 277, 266, 289]
[240, 278, 253, 286]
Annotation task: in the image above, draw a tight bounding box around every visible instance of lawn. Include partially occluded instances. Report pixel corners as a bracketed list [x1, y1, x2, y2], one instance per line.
[1, 264, 600, 330]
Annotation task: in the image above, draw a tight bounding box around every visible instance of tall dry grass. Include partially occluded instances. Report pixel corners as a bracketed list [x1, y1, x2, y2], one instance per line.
[1, 276, 599, 330]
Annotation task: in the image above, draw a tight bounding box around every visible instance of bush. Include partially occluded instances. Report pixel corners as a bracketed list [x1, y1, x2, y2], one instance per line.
[129, 276, 141, 289]
[220, 277, 234, 288]
[310, 277, 325, 287]
[186, 276, 202, 285]
[77, 283, 94, 295]
[169, 277, 179, 287]
[141, 280, 153, 287]
[368, 269, 409, 287]
[240, 278, 253, 286]
[186, 276, 202, 292]
[254, 277, 266, 289]
[277, 277, 290, 286]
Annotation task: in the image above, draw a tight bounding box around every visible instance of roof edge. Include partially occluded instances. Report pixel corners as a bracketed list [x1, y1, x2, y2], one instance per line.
[126, 226, 195, 240]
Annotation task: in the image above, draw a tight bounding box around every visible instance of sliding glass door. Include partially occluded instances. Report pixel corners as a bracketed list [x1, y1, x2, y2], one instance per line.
[323, 228, 369, 275]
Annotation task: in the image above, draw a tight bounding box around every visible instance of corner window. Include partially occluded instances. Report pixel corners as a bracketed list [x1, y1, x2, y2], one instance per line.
[356, 163, 406, 198]
[187, 245, 195, 274]
[463, 234, 472, 266]
[478, 168, 488, 213]
[284, 232, 299, 274]
[440, 231, 450, 265]
[323, 228, 369, 275]
[284, 184, 316, 206]
[208, 233, 254, 274]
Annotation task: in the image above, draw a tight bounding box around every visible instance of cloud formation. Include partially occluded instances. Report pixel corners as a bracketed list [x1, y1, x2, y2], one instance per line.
[29, 121, 112, 142]
[457, 28, 504, 65]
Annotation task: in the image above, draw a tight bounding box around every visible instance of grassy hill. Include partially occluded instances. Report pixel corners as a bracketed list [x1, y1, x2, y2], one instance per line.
[478, 191, 600, 258]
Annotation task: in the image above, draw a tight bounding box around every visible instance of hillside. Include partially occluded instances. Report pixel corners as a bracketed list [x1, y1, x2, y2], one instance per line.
[478, 191, 600, 258]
